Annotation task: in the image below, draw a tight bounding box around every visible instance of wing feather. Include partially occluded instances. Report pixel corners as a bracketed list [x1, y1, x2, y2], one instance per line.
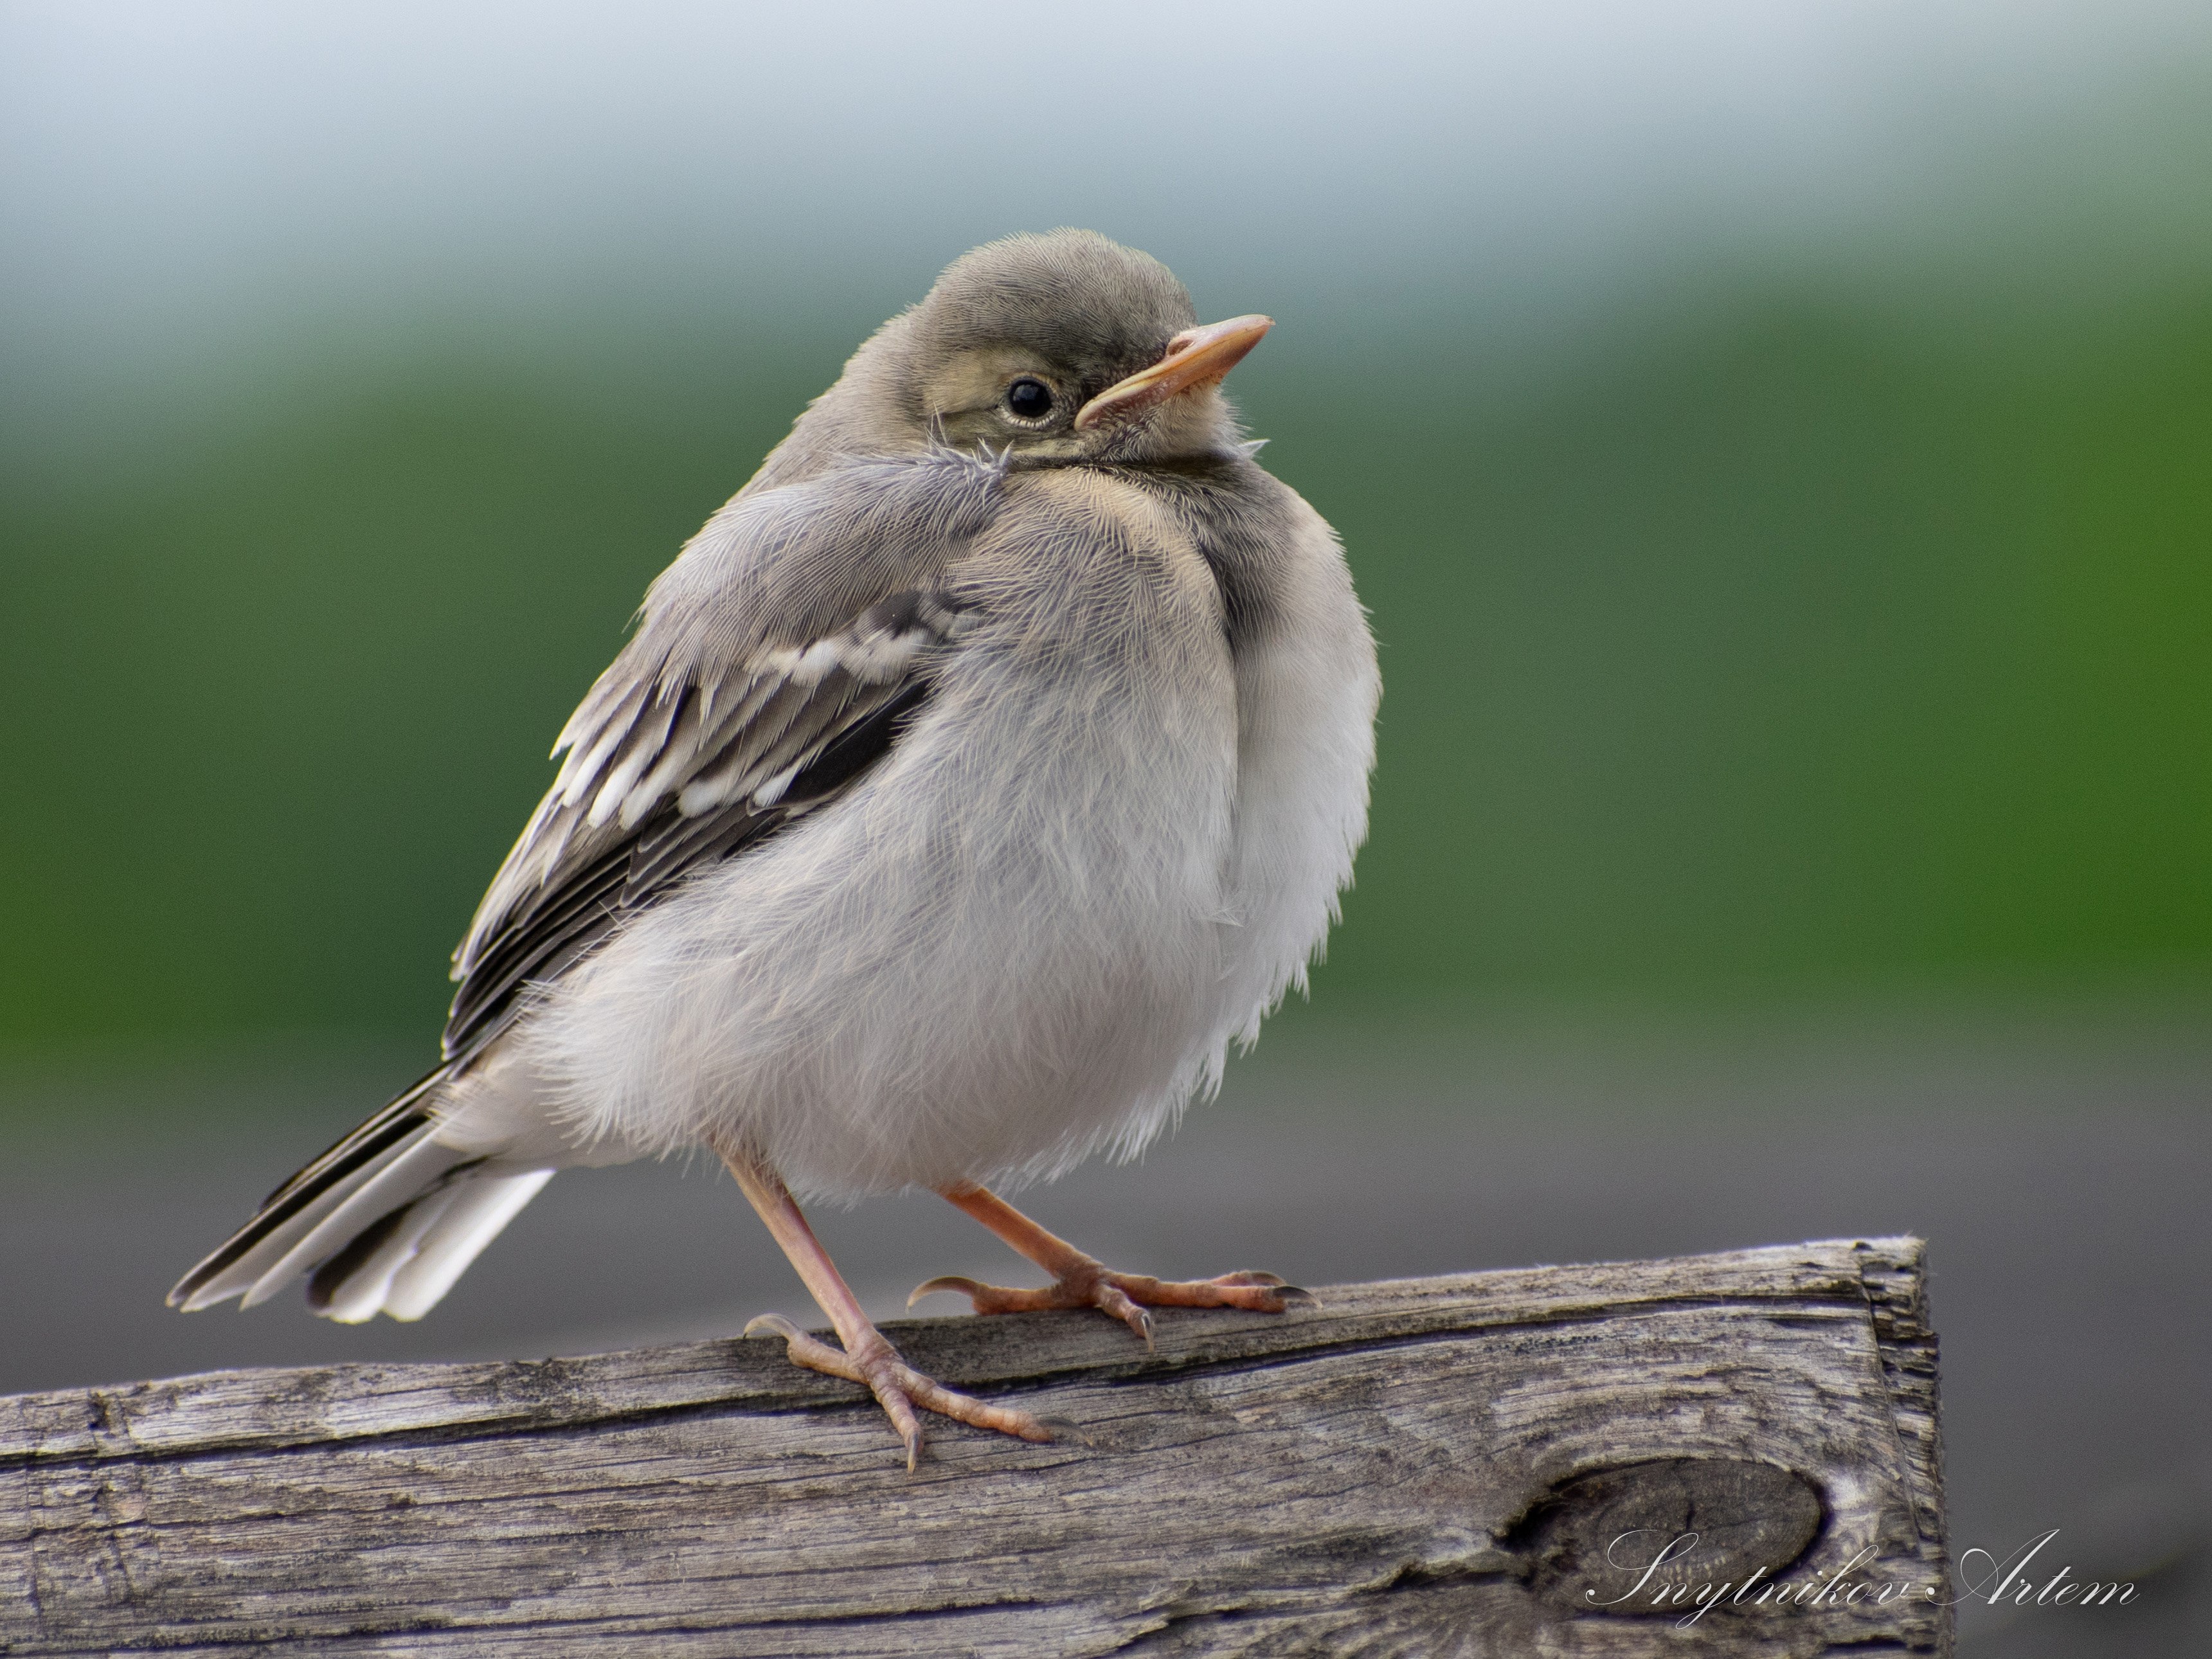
[441, 585, 976, 1064]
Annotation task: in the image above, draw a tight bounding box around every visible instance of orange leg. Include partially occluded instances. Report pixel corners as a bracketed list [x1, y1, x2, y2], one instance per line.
[719, 1147, 1054, 1469]
[910, 1181, 1312, 1348]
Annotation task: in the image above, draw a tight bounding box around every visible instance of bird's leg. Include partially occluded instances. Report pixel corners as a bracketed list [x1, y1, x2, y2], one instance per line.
[911, 1181, 1311, 1348]
[717, 1146, 1055, 1469]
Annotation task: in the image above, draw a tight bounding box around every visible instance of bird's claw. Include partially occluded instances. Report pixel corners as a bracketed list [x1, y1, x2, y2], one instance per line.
[908, 1275, 985, 1307]
[1214, 1269, 1318, 1306]
[744, 1311, 856, 1378]
[744, 1309, 1058, 1469]
[906, 1262, 1313, 1345]
[1104, 1291, 1156, 1350]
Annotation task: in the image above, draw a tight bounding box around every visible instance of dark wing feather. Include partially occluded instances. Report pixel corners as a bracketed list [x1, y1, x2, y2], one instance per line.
[440, 589, 971, 1064]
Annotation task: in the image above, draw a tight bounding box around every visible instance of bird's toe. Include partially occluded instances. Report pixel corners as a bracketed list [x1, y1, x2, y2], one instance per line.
[745, 1309, 1058, 1467]
[1089, 1280, 1156, 1348]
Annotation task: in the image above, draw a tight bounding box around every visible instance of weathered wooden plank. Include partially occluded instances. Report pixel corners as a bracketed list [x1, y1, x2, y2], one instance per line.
[0, 1238, 1950, 1656]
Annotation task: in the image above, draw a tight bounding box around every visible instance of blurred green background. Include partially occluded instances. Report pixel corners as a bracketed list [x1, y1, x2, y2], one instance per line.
[3, 2, 2209, 1063]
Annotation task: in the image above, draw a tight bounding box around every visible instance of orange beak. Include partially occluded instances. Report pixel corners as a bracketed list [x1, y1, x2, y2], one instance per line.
[1074, 314, 1275, 430]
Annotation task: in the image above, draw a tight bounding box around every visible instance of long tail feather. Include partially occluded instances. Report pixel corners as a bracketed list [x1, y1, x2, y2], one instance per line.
[168, 1068, 555, 1322]
[169, 1068, 451, 1309]
[237, 1127, 478, 1309]
[316, 1170, 556, 1323]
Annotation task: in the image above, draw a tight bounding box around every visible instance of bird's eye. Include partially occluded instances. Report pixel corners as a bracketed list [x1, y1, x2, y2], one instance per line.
[1005, 377, 1053, 420]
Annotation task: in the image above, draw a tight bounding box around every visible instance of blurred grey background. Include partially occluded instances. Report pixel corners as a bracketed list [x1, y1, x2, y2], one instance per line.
[3, 4, 2208, 1652]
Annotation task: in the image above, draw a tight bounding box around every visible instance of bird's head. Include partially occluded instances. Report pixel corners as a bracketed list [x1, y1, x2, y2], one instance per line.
[902, 229, 1270, 465]
[769, 231, 1271, 479]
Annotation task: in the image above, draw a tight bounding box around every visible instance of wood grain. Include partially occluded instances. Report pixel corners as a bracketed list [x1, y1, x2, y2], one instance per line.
[0, 1237, 1951, 1656]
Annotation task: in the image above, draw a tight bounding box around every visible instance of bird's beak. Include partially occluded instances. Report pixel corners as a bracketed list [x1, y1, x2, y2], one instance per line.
[1075, 314, 1274, 430]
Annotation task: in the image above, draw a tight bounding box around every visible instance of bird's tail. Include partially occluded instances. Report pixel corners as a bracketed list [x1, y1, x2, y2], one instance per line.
[168, 1067, 553, 1323]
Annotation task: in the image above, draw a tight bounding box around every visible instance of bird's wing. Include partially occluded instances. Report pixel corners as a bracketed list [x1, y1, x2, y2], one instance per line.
[444, 452, 1002, 1065]
[165, 452, 1007, 1316]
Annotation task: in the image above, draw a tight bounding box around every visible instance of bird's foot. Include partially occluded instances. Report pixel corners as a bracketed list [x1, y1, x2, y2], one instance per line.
[744, 1313, 1056, 1471]
[909, 1264, 1314, 1349]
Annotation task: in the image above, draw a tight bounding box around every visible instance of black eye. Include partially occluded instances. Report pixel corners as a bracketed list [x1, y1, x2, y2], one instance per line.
[1005, 377, 1053, 420]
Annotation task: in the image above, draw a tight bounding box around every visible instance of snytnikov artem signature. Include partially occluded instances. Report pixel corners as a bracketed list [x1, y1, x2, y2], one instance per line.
[1587, 1527, 2136, 1629]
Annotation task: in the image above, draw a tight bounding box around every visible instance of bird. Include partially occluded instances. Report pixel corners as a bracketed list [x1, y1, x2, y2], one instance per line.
[170, 229, 1380, 1467]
